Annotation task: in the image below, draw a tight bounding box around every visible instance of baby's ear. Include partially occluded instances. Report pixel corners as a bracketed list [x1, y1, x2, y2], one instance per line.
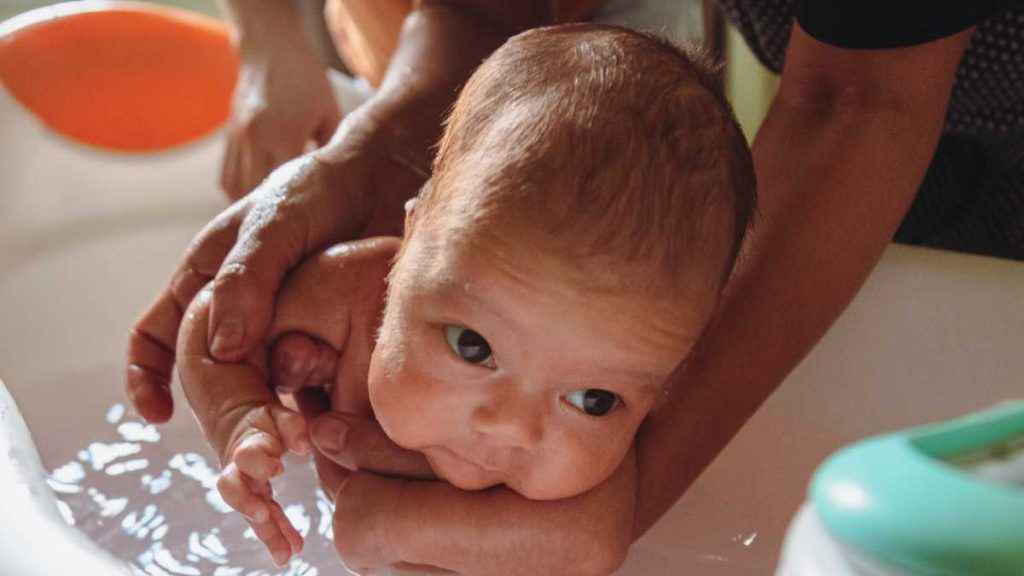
[403, 196, 419, 220]
[402, 180, 428, 236]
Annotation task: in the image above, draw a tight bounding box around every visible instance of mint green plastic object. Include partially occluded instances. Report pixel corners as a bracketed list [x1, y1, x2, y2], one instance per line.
[810, 402, 1024, 576]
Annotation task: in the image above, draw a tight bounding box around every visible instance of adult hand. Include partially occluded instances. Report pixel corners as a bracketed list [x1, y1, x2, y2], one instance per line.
[221, 38, 341, 200]
[217, 0, 342, 200]
[126, 131, 421, 423]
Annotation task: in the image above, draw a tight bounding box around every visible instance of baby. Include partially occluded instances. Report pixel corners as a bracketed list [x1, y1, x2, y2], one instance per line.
[178, 23, 755, 567]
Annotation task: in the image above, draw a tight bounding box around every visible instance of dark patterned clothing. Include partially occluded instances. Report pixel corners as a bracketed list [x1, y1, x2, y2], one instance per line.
[717, 1, 1024, 259]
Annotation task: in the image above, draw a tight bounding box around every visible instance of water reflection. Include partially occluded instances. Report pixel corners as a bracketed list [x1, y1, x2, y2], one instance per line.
[47, 403, 346, 575]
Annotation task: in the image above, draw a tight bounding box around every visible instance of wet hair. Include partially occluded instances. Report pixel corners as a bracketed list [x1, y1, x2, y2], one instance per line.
[414, 23, 757, 294]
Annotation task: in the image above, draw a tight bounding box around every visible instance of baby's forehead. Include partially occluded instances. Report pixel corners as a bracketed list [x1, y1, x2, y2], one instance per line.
[400, 226, 708, 360]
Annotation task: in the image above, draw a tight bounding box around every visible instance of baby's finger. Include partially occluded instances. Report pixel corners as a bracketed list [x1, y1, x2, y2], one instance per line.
[269, 404, 310, 455]
[310, 412, 435, 479]
[249, 515, 294, 567]
[234, 432, 285, 480]
[268, 500, 304, 555]
[244, 472, 274, 499]
[217, 463, 270, 523]
[270, 332, 338, 393]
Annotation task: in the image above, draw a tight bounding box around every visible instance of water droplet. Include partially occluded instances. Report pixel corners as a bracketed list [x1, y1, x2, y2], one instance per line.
[106, 403, 126, 424]
[118, 422, 161, 443]
[107, 458, 150, 476]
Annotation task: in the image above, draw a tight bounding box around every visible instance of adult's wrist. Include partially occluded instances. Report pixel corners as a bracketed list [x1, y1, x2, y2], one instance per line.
[322, 92, 436, 178]
[303, 103, 426, 238]
[218, 0, 309, 55]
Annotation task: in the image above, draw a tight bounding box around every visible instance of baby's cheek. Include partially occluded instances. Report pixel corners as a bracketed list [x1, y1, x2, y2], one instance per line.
[521, 430, 632, 500]
[366, 351, 429, 450]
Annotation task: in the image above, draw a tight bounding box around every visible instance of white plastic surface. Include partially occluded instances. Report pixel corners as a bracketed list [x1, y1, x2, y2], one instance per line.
[0, 379, 131, 575]
[776, 504, 908, 576]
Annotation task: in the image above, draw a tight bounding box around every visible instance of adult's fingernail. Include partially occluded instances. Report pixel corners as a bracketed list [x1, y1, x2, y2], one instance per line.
[313, 416, 348, 456]
[211, 318, 245, 356]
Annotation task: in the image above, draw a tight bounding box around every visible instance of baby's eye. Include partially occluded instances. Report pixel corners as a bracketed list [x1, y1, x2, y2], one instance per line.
[565, 389, 620, 417]
[444, 325, 496, 368]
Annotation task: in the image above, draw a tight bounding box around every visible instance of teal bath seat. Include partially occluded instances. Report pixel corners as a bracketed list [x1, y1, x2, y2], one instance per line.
[797, 402, 1024, 576]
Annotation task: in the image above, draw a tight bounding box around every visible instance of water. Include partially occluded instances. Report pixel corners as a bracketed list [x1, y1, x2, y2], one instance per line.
[46, 403, 351, 576]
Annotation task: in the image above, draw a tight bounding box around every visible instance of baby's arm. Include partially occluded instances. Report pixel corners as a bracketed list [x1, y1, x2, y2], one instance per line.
[177, 237, 398, 565]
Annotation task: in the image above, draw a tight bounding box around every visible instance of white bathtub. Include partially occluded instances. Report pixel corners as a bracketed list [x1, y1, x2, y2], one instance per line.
[3, 39, 1024, 576]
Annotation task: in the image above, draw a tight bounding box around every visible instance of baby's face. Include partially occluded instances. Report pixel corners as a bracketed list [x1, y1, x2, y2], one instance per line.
[367, 226, 715, 500]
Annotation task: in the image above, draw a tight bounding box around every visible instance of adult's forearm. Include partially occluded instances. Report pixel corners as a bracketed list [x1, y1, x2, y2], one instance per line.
[395, 449, 637, 576]
[321, 2, 547, 183]
[632, 92, 948, 535]
[311, 2, 548, 235]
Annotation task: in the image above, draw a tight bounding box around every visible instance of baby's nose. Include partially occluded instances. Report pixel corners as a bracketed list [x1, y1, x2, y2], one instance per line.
[469, 391, 544, 450]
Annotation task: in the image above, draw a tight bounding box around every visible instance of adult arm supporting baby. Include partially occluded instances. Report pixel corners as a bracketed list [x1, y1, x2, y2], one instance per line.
[630, 25, 974, 534]
[301, 406, 637, 576]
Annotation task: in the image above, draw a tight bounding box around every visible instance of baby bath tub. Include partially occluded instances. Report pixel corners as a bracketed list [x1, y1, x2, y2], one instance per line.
[2, 2, 1024, 575]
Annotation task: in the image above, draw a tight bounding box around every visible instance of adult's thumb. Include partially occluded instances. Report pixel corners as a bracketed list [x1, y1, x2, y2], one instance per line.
[310, 413, 435, 480]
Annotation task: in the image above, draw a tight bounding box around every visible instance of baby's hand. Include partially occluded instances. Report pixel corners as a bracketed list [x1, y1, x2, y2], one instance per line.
[177, 287, 310, 566]
[176, 238, 398, 566]
[217, 403, 308, 566]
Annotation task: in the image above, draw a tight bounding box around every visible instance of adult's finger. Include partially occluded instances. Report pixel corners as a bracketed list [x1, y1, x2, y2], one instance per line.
[206, 155, 351, 362]
[314, 105, 342, 147]
[220, 133, 244, 200]
[310, 412, 435, 480]
[125, 203, 248, 422]
[239, 145, 276, 199]
[294, 389, 351, 499]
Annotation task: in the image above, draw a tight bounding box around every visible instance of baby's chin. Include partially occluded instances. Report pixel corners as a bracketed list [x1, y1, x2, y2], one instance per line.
[424, 447, 504, 491]
[425, 447, 599, 501]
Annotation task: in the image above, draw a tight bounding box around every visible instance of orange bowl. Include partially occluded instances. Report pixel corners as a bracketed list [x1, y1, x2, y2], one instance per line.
[0, 1, 238, 152]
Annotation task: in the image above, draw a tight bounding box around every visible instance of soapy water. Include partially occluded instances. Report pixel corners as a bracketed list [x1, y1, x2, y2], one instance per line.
[46, 403, 351, 576]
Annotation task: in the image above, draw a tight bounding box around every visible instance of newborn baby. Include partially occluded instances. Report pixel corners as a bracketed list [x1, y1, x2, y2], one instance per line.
[178, 23, 755, 567]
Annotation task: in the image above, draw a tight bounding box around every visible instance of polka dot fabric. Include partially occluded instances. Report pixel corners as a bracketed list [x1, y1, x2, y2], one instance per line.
[716, 0, 1024, 137]
[717, 0, 1024, 259]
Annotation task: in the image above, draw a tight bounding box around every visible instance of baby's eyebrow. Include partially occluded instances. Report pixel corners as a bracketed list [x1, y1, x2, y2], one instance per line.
[428, 278, 515, 324]
[569, 365, 663, 397]
[605, 370, 664, 396]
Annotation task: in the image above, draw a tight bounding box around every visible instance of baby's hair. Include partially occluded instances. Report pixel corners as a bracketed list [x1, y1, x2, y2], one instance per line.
[416, 23, 756, 295]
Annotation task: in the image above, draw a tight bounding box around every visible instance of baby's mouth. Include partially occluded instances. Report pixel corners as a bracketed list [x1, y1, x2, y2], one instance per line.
[434, 445, 505, 474]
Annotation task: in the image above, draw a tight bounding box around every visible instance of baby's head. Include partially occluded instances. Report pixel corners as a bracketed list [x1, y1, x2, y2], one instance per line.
[368, 24, 755, 500]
